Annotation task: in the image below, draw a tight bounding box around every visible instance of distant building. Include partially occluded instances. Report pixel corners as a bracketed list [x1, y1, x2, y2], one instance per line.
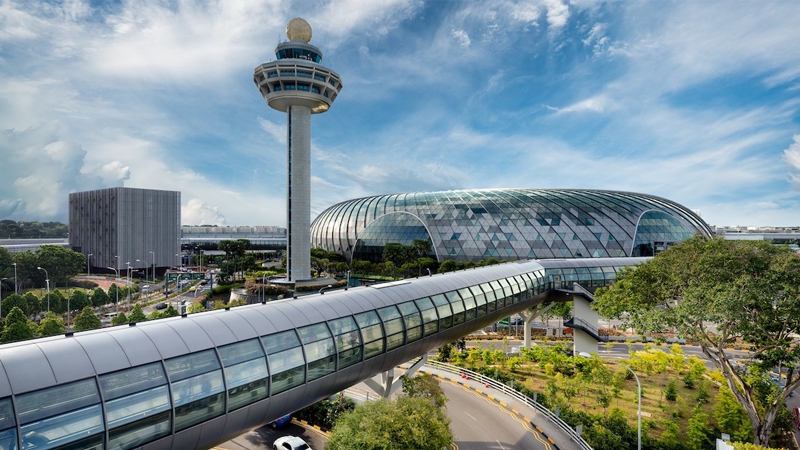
[69, 187, 180, 270]
[181, 225, 286, 249]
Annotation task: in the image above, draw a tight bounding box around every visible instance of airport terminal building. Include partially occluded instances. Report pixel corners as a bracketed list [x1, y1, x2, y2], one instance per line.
[311, 188, 713, 262]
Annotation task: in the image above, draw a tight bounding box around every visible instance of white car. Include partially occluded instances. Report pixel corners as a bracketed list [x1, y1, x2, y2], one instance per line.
[273, 436, 311, 450]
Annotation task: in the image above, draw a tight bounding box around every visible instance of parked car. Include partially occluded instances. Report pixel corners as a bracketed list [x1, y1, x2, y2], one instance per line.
[155, 302, 167, 310]
[273, 436, 311, 450]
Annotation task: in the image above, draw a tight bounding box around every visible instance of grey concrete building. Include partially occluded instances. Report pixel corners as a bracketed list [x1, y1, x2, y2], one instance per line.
[69, 187, 180, 270]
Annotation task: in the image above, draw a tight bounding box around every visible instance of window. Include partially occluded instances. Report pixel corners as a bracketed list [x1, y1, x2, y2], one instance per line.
[457, 288, 477, 321]
[267, 71, 278, 78]
[218, 339, 269, 411]
[397, 301, 422, 342]
[313, 73, 327, 82]
[297, 323, 336, 381]
[0, 398, 16, 450]
[297, 70, 312, 78]
[100, 363, 171, 449]
[355, 311, 384, 359]
[328, 316, 362, 369]
[415, 297, 439, 336]
[446, 291, 466, 325]
[468, 286, 487, 316]
[430, 295, 452, 330]
[479, 283, 497, 312]
[165, 350, 225, 431]
[16, 379, 104, 449]
[377, 306, 405, 350]
[490, 280, 507, 308]
[262, 330, 306, 395]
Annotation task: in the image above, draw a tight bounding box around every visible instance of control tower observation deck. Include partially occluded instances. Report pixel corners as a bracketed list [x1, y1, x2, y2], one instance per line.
[254, 18, 342, 282]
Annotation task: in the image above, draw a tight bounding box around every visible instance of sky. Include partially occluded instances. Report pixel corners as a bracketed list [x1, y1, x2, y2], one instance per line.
[1, 0, 799, 227]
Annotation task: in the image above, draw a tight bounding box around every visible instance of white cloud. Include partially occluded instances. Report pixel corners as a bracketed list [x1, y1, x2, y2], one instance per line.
[451, 28, 471, 48]
[258, 117, 286, 145]
[182, 198, 227, 225]
[550, 94, 615, 114]
[784, 134, 800, 187]
[543, 0, 570, 31]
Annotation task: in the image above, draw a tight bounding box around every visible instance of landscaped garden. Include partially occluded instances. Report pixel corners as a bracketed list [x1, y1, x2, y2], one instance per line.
[438, 342, 794, 449]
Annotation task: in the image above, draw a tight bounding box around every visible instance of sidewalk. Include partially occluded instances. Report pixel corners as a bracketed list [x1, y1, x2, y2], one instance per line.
[420, 365, 585, 450]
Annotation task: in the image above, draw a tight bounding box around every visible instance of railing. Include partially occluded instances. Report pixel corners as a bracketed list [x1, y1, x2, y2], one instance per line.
[423, 360, 593, 450]
[566, 316, 607, 342]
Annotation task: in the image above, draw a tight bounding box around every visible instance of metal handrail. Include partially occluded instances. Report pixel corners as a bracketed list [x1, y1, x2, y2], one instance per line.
[423, 360, 593, 450]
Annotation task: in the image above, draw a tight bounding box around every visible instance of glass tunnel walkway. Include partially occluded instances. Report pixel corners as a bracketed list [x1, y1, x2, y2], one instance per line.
[0, 256, 647, 450]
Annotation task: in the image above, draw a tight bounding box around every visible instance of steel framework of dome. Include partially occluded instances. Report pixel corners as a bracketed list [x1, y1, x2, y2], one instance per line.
[310, 188, 712, 262]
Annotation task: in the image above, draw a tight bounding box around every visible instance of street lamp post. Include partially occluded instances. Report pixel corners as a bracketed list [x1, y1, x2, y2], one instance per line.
[12, 262, 17, 295]
[628, 367, 642, 450]
[149, 251, 155, 282]
[0, 278, 7, 318]
[126, 262, 131, 305]
[36, 267, 50, 312]
[87, 253, 93, 276]
[106, 267, 120, 312]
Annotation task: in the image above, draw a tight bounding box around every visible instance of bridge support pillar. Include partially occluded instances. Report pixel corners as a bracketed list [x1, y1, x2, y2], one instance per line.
[363, 355, 427, 398]
[571, 285, 600, 355]
[520, 309, 535, 348]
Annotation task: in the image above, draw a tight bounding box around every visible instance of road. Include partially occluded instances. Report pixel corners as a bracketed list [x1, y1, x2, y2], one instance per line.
[441, 380, 550, 450]
[217, 420, 328, 450]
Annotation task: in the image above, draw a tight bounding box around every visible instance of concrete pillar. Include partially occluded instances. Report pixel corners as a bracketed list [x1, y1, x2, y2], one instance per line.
[520, 309, 535, 348]
[287, 105, 311, 281]
[572, 288, 600, 355]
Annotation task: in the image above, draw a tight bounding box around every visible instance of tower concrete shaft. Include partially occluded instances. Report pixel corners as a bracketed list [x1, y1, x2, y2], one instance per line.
[254, 18, 342, 282]
[287, 105, 312, 281]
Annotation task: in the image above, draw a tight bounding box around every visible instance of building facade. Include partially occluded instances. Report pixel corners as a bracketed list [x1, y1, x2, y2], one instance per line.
[69, 187, 180, 270]
[181, 226, 286, 249]
[311, 188, 713, 262]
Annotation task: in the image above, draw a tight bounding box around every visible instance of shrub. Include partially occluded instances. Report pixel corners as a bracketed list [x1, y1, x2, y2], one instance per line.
[665, 380, 678, 402]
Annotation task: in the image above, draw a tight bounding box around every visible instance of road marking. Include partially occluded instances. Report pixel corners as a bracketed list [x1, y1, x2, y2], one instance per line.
[496, 439, 506, 450]
[441, 378, 551, 450]
[465, 411, 478, 422]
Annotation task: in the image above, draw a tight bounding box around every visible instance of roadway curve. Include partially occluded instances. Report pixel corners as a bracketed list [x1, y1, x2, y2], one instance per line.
[441, 380, 551, 450]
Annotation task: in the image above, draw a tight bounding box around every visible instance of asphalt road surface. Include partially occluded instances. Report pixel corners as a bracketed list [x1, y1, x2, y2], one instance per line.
[441, 380, 550, 450]
[217, 420, 328, 450]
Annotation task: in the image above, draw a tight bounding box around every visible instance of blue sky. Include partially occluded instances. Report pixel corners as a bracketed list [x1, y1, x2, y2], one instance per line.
[1, 0, 799, 227]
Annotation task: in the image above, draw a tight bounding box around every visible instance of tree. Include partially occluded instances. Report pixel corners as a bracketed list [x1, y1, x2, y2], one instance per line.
[664, 379, 678, 402]
[73, 306, 101, 331]
[128, 304, 146, 322]
[1, 294, 25, 318]
[402, 373, 447, 408]
[686, 408, 713, 450]
[715, 386, 753, 442]
[111, 312, 129, 326]
[23, 292, 40, 317]
[38, 312, 65, 337]
[108, 284, 120, 306]
[594, 237, 800, 446]
[327, 397, 452, 450]
[1, 307, 34, 342]
[34, 245, 85, 286]
[91, 287, 110, 307]
[187, 302, 206, 314]
[69, 290, 90, 312]
[0, 247, 12, 280]
[438, 259, 459, 273]
[47, 289, 65, 313]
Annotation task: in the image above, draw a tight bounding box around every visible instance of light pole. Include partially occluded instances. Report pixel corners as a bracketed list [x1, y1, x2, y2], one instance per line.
[628, 367, 642, 450]
[0, 278, 7, 318]
[149, 251, 155, 282]
[12, 262, 17, 294]
[86, 253, 93, 276]
[126, 262, 131, 305]
[36, 267, 50, 312]
[106, 267, 120, 312]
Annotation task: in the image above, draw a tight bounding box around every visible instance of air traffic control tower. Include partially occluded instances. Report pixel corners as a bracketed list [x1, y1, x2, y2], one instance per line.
[254, 18, 342, 282]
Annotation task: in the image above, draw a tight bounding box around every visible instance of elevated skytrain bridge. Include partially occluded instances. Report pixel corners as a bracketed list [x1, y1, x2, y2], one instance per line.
[0, 257, 645, 450]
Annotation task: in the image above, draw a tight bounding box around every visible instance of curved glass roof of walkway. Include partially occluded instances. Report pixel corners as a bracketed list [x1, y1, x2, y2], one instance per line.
[0, 257, 646, 450]
[310, 188, 712, 262]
